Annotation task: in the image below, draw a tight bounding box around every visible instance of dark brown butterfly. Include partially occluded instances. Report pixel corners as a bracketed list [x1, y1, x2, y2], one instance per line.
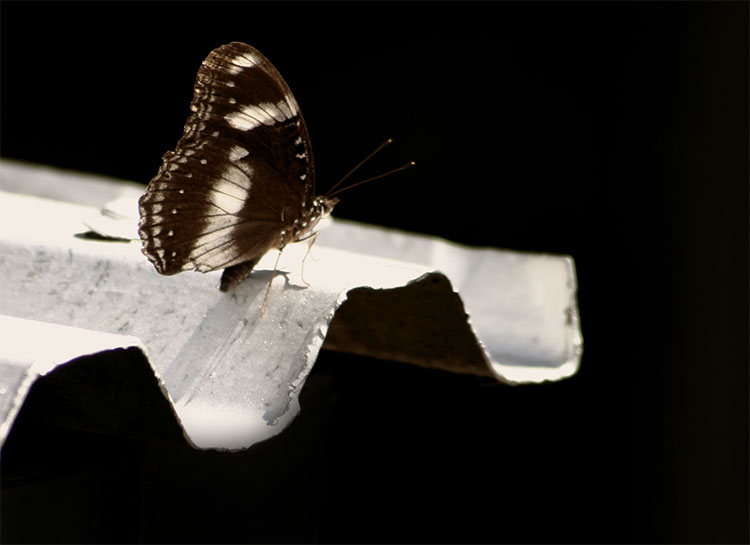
[138, 42, 338, 292]
[138, 42, 412, 300]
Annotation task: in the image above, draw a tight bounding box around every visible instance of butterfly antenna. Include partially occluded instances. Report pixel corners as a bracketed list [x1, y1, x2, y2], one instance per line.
[326, 138, 414, 198]
[326, 138, 414, 197]
[327, 161, 415, 198]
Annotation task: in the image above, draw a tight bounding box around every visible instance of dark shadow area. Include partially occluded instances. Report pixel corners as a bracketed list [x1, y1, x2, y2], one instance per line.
[74, 231, 132, 243]
[0, 348, 335, 544]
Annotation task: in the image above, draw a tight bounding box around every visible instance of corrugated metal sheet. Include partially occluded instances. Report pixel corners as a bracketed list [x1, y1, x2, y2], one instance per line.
[0, 160, 582, 451]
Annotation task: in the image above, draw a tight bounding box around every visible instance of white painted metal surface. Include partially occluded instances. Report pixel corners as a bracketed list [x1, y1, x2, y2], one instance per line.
[0, 160, 582, 450]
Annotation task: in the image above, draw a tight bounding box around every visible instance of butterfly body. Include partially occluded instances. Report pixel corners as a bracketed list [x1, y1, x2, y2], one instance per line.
[138, 42, 336, 290]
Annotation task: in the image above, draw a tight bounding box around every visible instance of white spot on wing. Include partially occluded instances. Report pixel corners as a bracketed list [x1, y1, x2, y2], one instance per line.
[226, 51, 261, 74]
[277, 97, 297, 118]
[224, 101, 295, 131]
[225, 110, 260, 131]
[228, 146, 249, 162]
[209, 166, 250, 215]
[234, 52, 260, 68]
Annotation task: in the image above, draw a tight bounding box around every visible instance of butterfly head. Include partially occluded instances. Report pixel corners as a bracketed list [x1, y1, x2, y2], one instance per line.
[315, 195, 339, 218]
[288, 195, 339, 244]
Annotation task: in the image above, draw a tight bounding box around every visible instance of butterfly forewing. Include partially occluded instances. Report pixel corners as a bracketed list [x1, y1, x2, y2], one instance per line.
[138, 42, 315, 277]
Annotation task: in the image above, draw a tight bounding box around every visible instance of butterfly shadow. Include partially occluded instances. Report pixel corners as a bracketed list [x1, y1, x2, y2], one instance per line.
[244, 268, 310, 293]
[221, 267, 309, 312]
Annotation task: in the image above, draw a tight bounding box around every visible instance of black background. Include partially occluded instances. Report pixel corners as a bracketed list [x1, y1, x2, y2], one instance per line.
[1, 1, 748, 543]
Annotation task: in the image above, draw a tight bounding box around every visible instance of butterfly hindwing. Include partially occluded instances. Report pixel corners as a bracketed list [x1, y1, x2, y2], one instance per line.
[139, 139, 302, 274]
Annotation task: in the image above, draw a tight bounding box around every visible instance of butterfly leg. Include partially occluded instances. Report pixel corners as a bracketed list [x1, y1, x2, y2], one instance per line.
[260, 249, 284, 317]
[299, 231, 319, 288]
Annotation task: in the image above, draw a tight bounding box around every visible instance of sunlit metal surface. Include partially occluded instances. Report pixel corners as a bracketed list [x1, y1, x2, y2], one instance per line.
[0, 161, 582, 450]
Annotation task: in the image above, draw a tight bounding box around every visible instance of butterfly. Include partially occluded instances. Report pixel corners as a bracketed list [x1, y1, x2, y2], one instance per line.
[138, 41, 340, 293]
[138, 42, 412, 300]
